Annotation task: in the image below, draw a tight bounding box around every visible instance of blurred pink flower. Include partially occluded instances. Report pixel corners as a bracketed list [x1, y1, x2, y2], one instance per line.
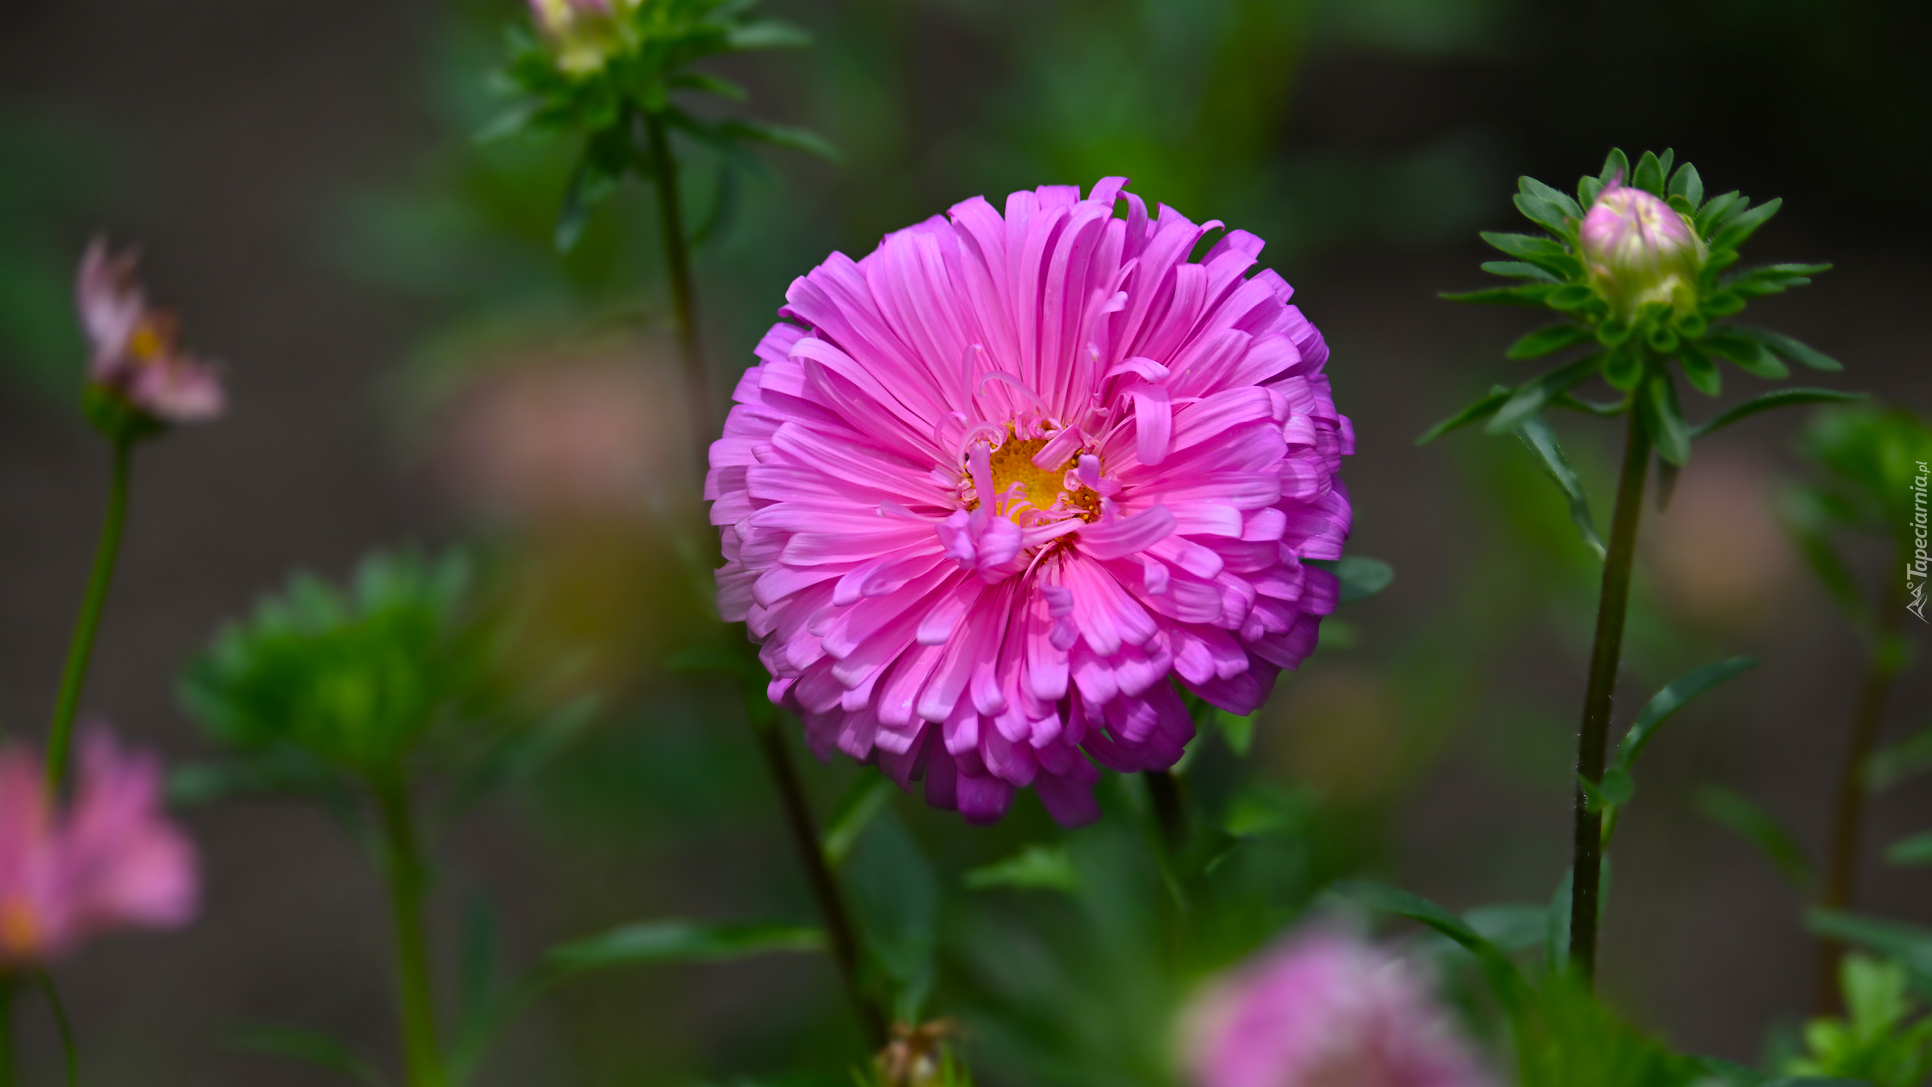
[708, 177, 1352, 825]
[0, 730, 197, 968]
[1182, 929, 1494, 1087]
[1578, 183, 1705, 321]
[77, 239, 224, 426]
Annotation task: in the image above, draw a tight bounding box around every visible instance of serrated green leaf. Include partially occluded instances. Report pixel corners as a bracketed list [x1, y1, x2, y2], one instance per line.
[1706, 333, 1791, 380]
[1632, 150, 1666, 194]
[1714, 197, 1783, 251]
[1507, 323, 1596, 360]
[1690, 388, 1867, 439]
[1614, 657, 1757, 772]
[1724, 326, 1843, 372]
[1481, 231, 1568, 259]
[1886, 831, 1932, 866]
[1514, 192, 1573, 236]
[1519, 175, 1582, 218]
[1697, 191, 1745, 234]
[1416, 385, 1509, 445]
[1515, 415, 1607, 559]
[1643, 372, 1691, 467]
[964, 844, 1080, 893]
[1487, 353, 1606, 434]
[1669, 162, 1705, 206]
[822, 773, 895, 867]
[1678, 342, 1721, 397]
[1698, 785, 1814, 893]
[1482, 260, 1559, 282]
[1306, 557, 1395, 603]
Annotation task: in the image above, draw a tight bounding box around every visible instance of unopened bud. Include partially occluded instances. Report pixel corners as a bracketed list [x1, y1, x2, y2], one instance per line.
[527, 0, 638, 75]
[1579, 183, 1705, 321]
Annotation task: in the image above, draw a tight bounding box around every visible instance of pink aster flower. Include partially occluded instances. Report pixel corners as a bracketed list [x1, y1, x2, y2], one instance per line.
[0, 730, 198, 968]
[1182, 929, 1495, 1087]
[77, 238, 225, 426]
[1578, 183, 1705, 321]
[707, 177, 1352, 824]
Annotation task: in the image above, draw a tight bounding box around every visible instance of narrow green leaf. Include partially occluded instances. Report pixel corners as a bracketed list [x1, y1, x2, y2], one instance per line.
[667, 71, 749, 102]
[1515, 415, 1607, 559]
[716, 119, 842, 162]
[1723, 326, 1843, 372]
[1578, 174, 1604, 207]
[1514, 193, 1572, 236]
[1440, 284, 1556, 307]
[847, 810, 940, 1024]
[1698, 785, 1814, 893]
[1632, 150, 1666, 194]
[1669, 162, 1705, 206]
[1579, 767, 1635, 812]
[1807, 910, 1932, 985]
[1480, 231, 1568, 260]
[822, 773, 895, 867]
[1481, 260, 1558, 282]
[1464, 904, 1550, 954]
[964, 844, 1080, 893]
[724, 19, 812, 49]
[1886, 831, 1932, 866]
[1713, 197, 1783, 251]
[1689, 388, 1867, 439]
[1866, 726, 1932, 792]
[1486, 353, 1605, 434]
[1416, 385, 1509, 445]
[543, 920, 824, 977]
[1306, 557, 1395, 603]
[1678, 342, 1721, 397]
[1705, 333, 1790, 380]
[1334, 881, 1529, 1017]
[1614, 657, 1757, 772]
[1643, 373, 1691, 467]
[1518, 175, 1582, 219]
[228, 1024, 387, 1087]
[1507, 323, 1595, 360]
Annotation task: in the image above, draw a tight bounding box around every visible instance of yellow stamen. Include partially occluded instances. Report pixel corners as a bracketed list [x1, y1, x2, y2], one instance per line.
[0, 897, 41, 959]
[972, 432, 1101, 522]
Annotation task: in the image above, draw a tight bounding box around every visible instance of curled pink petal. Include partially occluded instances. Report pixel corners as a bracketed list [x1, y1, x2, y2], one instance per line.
[708, 178, 1354, 825]
[76, 238, 226, 427]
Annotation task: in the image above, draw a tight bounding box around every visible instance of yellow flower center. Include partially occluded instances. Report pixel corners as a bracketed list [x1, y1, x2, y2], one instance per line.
[0, 897, 41, 960]
[972, 433, 1100, 522]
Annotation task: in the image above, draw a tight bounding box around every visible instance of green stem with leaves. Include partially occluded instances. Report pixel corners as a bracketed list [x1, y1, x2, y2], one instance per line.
[641, 108, 713, 476]
[1569, 405, 1651, 983]
[375, 778, 447, 1087]
[47, 435, 133, 788]
[1814, 575, 1909, 1013]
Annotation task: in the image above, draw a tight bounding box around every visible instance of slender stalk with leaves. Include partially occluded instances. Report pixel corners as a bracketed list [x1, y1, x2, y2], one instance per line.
[1425, 147, 1853, 984]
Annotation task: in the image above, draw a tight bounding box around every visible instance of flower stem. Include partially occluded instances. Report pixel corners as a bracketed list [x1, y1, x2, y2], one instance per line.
[748, 714, 887, 1048]
[1144, 769, 1187, 856]
[1568, 406, 1650, 983]
[0, 980, 14, 1087]
[36, 972, 75, 1087]
[641, 108, 713, 477]
[374, 778, 447, 1087]
[47, 435, 133, 789]
[1813, 582, 1908, 1014]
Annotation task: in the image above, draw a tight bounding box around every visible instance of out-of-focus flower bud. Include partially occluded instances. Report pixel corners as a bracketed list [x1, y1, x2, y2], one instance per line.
[1579, 183, 1706, 322]
[76, 239, 225, 434]
[527, 0, 640, 75]
[874, 1020, 962, 1087]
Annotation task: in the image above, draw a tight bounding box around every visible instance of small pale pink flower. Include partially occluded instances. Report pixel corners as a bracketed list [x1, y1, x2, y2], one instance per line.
[77, 239, 225, 425]
[708, 178, 1352, 824]
[1578, 183, 1705, 321]
[0, 730, 197, 968]
[1182, 929, 1495, 1087]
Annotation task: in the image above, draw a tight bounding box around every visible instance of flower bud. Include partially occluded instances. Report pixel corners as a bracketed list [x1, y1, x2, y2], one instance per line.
[1578, 183, 1706, 321]
[76, 239, 225, 433]
[527, 0, 639, 75]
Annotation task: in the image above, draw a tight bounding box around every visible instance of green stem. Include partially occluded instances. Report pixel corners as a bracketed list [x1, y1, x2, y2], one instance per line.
[1144, 770, 1187, 856]
[1813, 576, 1909, 1014]
[36, 972, 75, 1087]
[749, 715, 886, 1048]
[47, 436, 132, 788]
[375, 778, 447, 1087]
[641, 108, 714, 476]
[0, 980, 14, 1087]
[1568, 406, 1650, 983]
[1144, 769, 1189, 971]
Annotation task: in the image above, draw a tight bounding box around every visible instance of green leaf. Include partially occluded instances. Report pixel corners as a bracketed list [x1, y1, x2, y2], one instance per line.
[1886, 831, 1932, 866]
[1416, 385, 1509, 445]
[1440, 284, 1557, 307]
[543, 920, 824, 978]
[1697, 191, 1746, 235]
[847, 810, 940, 1023]
[1578, 767, 1635, 812]
[1334, 881, 1529, 1018]
[1678, 342, 1721, 397]
[1514, 192, 1573, 236]
[715, 119, 842, 162]
[1643, 372, 1691, 467]
[1807, 910, 1932, 987]
[964, 844, 1080, 893]
[1482, 231, 1568, 260]
[1706, 333, 1791, 380]
[1465, 904, 1551, 954]
[1519, 175, 1583, 219]
[227, 1024, 387, 1087]
[822, 773, 895, 868]
[1515, 415, 1608, 560]
[1602, 343, 1645, 391]
[1713, 197, 1783, 251]
[1507, 323, 1596, 360]
[667, 71, 749, 102]
[725, 19, 812, 50]
[1866, 726, 1932, 792]
[1669, 162, 1705, 206]
[1599, 147, 1630, 188]
[1305, 556, 1395, 603]
[1486, 353, 1606, 434]
[1724, 326, 1843, 372]
[1698, 785, 1814, 893]
[1690, 388, 1867, 439]
[1632, 150, 1667, 194]
[1482, 260, 1559, 282]
[1614, 657, 1757, 772]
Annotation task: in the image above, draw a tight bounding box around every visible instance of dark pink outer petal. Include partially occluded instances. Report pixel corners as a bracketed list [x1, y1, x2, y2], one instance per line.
[709, 178, 1354, 825]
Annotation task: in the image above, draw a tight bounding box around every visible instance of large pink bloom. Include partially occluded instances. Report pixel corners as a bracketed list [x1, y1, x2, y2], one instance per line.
[0, 730, 198, 967]
[1182, 929, 1495, 1087]
[707, 177, 1352, 824]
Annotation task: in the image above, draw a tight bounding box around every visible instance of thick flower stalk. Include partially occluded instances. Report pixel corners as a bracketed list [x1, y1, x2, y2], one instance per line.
[1180, 929, 1495, 1087]
[709, 177, 1353, 824]
[0, 731, 197, 969]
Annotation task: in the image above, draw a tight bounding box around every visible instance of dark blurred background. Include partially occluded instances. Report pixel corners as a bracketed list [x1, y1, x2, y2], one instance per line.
[2, 0, 1930, 1083]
